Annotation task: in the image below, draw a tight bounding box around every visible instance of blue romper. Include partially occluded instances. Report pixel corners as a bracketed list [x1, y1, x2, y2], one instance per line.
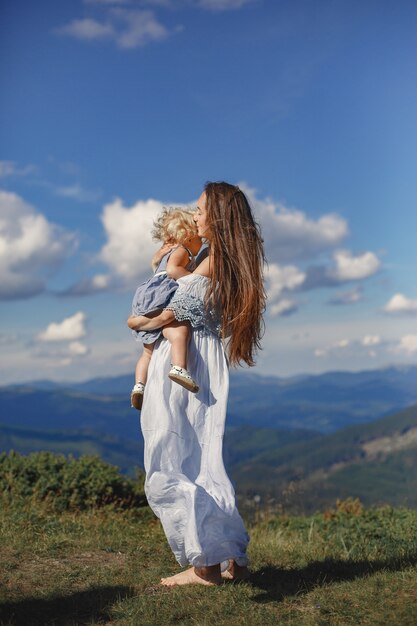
[131, 245, 196, 346]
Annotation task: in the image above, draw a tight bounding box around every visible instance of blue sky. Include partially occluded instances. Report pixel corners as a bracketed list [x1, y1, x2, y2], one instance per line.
[1, 0, 417, 383]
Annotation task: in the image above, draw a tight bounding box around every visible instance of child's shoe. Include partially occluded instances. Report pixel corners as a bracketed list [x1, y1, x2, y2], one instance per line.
[131, 382, 145, 410]
[168, 365, 199, 393]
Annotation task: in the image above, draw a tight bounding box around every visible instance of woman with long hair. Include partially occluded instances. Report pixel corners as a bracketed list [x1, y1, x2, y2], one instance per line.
[127, 181, 266, 586]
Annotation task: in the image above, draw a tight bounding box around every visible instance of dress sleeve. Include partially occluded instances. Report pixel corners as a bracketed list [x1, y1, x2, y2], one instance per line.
[165, 275, 221, 336]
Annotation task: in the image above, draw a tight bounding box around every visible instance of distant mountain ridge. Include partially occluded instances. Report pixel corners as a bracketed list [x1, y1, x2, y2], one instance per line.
[2, 364, 417, 433]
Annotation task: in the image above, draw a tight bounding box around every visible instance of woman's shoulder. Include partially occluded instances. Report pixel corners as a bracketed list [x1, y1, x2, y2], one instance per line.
[193, 255, 211, 278]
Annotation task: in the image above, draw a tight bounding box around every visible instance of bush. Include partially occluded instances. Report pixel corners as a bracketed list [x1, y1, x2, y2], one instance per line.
[0, 450, 147, 512]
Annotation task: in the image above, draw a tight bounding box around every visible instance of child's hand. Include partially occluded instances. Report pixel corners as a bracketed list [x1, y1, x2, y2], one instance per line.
[151, 242, 176, 270]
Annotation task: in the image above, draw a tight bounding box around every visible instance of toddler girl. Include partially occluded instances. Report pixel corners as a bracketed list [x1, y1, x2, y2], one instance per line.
[128, 207, 202, 410]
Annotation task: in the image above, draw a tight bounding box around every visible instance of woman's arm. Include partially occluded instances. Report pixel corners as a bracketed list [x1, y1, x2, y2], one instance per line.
[127, 309, 175, 331]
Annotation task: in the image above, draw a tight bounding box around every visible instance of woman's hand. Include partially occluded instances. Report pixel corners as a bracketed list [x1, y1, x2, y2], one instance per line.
[127, 310, 176, 331]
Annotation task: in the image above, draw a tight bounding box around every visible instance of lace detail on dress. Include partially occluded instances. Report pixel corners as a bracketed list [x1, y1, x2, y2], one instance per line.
[167, 294, 221, 336]
[166, 275, 221, 336]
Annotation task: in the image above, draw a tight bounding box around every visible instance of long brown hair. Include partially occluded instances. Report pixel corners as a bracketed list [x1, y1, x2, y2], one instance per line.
[204, 181, 266, 367]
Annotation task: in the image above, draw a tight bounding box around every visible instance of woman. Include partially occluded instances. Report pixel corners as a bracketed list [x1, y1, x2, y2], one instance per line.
[127, 181, 266, 586]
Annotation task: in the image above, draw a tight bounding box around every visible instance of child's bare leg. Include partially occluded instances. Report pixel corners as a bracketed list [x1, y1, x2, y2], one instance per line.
[135, 343, 154, 384]
[163, 323, 189, 369]
[163, 323, 198, 393]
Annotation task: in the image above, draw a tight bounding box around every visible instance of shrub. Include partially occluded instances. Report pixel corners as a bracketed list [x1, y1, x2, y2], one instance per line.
[0, 450, 147, 512]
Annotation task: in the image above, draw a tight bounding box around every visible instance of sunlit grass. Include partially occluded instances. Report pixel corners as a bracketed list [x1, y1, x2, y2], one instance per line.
[1, 498, 416, 626]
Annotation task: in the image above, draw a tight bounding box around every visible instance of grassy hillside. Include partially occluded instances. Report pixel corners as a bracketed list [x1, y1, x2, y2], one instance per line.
[233, 404, 417, 513]
[0, 495, 416, 625]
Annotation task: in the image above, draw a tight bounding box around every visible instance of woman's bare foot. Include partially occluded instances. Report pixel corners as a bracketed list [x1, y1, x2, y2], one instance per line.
[221, 560, 250, 582]
[161, 565, 222, 587]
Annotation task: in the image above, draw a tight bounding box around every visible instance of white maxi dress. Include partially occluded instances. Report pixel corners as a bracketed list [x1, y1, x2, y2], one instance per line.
[140, 273, 249, 568]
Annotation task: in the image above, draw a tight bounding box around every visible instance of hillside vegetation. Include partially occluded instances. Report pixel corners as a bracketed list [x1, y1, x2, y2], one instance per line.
[0, 424, 143, 477]
[0, 452, 416, 626]
[233, 404, 417, 513]
[2, 403, 417, 515]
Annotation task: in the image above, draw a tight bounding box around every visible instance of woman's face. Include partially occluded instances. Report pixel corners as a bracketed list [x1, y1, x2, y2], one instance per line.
[194, 192, 211, 240]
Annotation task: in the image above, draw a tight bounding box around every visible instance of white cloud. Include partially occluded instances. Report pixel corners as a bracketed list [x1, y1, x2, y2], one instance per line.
[55, 9, 171, 49]
[54, 183, 101, 203]
[85, 0, 256, 8]
[98, 196, 167, 284]
[55, 18, 115, 41]
[38, 312, 87, 342]
[314, 335, 387, 358]
[197, 0, 255, 10]
[92, 273, 112, 289]
[68, 341, 90, 356]
[303, 250, 380, 291]
[331, 250, 381, 281]
[265, 262, 304, 317]
[334, 338, 349, 349]
[394, 335, 417, 355]
[242, 183, 348, 264]
[269, 298, 298, 317]
[59, 273, 113, 296]
[84, 0, 128, 4]
[314, 338, 349, 357]
[85, 0, 255, 8]
[265, 263, 305, 300]
[0, 161, 37, 178]
[112, 8, 170, 48]
[361, 335, 381, 347]
[0, 190, 77, 300]
[328, 286, 363, 305]
[383, 293, 417, 315]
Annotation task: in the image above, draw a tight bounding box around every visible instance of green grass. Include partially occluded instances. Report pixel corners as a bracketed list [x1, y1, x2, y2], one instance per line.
[1, 499, 416, 626]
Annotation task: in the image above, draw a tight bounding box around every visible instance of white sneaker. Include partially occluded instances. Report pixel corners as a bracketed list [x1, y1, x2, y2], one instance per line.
[168, 365, 199, 393]
[131, 382, 145, 410]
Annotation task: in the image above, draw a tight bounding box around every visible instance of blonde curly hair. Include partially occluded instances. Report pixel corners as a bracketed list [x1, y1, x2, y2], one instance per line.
[152, 207, 197, 244]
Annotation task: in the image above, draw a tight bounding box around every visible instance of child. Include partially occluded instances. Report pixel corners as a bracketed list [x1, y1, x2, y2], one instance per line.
[127, 207, 202, 410]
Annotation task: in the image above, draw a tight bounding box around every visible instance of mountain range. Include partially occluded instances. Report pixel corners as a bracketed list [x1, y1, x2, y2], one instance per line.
[2, 364, 417, 434]
[1, 365, 417, 512]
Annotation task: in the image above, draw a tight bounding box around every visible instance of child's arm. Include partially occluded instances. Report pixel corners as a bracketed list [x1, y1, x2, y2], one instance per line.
[127, 310, 175, 331]
[166, 246, 193, 279]
[151, 242, 175, 272]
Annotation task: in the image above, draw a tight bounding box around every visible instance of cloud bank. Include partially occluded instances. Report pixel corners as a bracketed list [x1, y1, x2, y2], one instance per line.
[243, 184, 348, 264]
[0, 191, 77, 300]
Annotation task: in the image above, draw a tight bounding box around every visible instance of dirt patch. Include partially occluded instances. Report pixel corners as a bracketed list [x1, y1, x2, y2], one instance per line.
[0, 550, 127, 597]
